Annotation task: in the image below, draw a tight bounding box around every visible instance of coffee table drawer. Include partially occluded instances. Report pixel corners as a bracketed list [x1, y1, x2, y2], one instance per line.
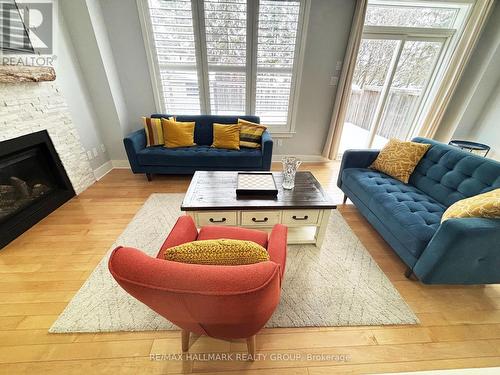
[282, 210, 320, 225]
[196, 211, 237, 226]
[241, 211, 281, 227]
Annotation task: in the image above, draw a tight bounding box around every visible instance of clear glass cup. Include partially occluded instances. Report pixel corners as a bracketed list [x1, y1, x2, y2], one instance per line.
[281, 157, 301, 190]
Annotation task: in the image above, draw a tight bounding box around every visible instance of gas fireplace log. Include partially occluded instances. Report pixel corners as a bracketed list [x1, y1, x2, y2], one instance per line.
[32, 184, 50, 197]
[0, 185, 16, 202]
[9, 177, 31, 198]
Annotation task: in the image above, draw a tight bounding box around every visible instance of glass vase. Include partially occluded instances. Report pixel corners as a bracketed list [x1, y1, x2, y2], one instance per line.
[281, 157, 301, 190]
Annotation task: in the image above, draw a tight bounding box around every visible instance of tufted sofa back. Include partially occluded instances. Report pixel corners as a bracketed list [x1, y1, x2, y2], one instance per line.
[151, 114, 260, 146]
[409, 138, 500, 207]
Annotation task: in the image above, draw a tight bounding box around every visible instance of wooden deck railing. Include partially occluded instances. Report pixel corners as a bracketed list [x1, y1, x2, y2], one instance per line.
[345, 86, 421, 140]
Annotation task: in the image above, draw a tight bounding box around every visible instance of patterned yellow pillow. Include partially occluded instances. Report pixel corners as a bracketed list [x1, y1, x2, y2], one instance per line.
[238, 119, 267, 149]
[164, 239, 269, 265]
[441, 189, 500, 223]
[143, 117, 163, 147]
[143, 117, 174, 147]
[370, 139, 431, 183]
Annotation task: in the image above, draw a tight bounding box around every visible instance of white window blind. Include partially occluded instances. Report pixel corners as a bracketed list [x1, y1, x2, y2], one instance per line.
[256, 0, 301, 126]
[148, 0, 201, 114]
[143, 0, 306, 129]
[0, 0, 34, 54]
[204, 0, 247, 115]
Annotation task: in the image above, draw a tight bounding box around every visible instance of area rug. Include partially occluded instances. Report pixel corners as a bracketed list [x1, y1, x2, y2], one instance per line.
[49, 193, 418, 333]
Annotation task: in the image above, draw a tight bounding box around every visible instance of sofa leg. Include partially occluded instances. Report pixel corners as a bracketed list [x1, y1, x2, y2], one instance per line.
[246, 335, 256, 360]
[404, 267, 416, 280]
[146, 173, 152, 182]
[342, 194, 348, 204]
[181, 330, 190, 352]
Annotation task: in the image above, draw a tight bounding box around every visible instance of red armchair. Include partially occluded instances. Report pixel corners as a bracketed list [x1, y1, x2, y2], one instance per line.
[108, 215, 287, 356]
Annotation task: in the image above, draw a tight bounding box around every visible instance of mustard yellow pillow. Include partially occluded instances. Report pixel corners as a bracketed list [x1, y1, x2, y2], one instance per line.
[164, 239, 270, 265]
[238, 119, 267, 149]
[370, 139, 431, 183]
[162, 118, 196, 148]
[212, 123, 240, 150]
[441, 188, 500, 223]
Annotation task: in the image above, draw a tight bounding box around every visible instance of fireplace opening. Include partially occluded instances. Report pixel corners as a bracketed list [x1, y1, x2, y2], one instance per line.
[0, 131, 75, 249]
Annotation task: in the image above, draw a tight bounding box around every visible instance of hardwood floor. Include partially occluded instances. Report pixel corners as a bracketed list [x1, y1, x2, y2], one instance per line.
[1, 163, 499, 374]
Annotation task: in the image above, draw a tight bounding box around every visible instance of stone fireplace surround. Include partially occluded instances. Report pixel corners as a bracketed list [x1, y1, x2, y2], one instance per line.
[0, 81, 95, 194]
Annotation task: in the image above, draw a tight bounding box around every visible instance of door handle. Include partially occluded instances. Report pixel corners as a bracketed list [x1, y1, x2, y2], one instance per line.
[292, 215, 309, 221]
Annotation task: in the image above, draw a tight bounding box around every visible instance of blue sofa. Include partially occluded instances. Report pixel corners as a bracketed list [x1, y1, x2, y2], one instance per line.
[338, 137, 500, 284]
[124, 115, 273, 179]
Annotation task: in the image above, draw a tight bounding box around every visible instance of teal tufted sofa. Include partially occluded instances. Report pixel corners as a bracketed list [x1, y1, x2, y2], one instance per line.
[338, 137, 500, 284]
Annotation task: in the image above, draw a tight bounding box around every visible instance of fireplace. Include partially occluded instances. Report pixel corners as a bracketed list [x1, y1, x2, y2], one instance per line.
[0, 131, 75, 249]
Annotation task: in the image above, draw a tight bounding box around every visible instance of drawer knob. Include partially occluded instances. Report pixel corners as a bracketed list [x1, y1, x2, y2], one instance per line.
[252, 217, 268, 223]
[292, 215, 309, 221]
[209, 217, 226, 223]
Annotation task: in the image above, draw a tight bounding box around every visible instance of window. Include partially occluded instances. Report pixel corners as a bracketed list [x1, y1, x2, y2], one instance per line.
[0, 0, 35, 54]
[147, 0, 201, 114]
[256, 0, 302, 126]
[204, 0, 247, 115]
[140, 0, 307, 131]
[337, 0, 471, 154]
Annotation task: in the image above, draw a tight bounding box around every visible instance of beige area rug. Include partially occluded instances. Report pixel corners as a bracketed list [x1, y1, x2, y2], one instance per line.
[49, 193, 418, 333]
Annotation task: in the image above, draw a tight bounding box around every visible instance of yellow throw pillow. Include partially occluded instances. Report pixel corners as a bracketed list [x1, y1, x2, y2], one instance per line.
[238, 119, 267, 149]
[143, 117, 164, 147]
[441, 188, 500, 223]
[370, 139, 431, 183]
[212, 123, 240, 150]
[162, 118, 196, 148]
[164, 239, 270, 265]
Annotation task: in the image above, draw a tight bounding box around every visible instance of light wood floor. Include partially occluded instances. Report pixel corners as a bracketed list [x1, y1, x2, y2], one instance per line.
[1, 163, 499, 374]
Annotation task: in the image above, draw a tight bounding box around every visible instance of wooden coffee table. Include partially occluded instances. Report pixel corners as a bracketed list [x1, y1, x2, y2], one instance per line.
[181, 171, 336, 247]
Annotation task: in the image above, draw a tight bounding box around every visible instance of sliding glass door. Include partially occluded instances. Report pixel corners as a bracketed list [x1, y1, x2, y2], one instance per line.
[335, 0, 475, 155]
[339, 34, 445, 152]
[371, 38, 444, 148]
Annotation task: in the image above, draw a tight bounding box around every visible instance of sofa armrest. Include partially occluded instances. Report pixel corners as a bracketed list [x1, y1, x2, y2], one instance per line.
[268, 224, 287, 280]
[337, 149, 380, 188]
[261, 130, 273, 171]
[159, 215, 198, 256]
[414, 218, 500, 284]
[123, 129, 147, 173]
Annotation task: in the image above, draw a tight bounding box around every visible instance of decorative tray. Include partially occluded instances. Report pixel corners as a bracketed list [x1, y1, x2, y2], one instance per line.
[236, 172, 278, 198]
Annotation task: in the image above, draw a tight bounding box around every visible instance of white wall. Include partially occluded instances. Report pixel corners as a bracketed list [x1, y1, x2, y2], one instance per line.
[55, 0, 109, 170]
[278, 0, 355, 156]
[465, 79, 500, 160]
[99, 0, 157, 135]
[60, 0, 128, 161]
[436, 1, 500, 160]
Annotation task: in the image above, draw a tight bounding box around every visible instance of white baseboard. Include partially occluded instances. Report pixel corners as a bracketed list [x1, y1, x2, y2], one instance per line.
[100, 155, 327, 178]
[111, 159, 131, 169]
[93, 161, 113, 180]
[272, 154, 329, 163]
